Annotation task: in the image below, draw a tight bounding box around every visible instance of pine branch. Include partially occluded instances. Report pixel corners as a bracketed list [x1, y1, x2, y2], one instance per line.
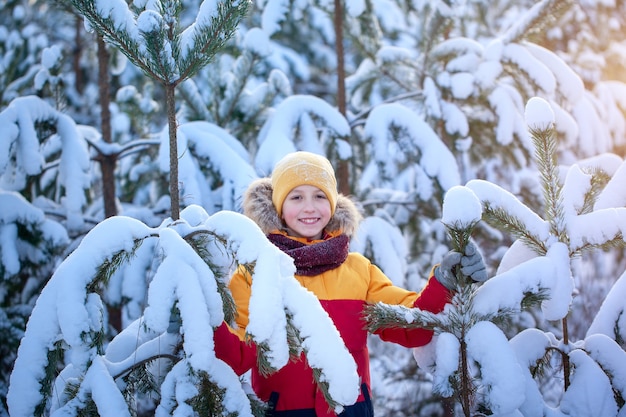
[578, 167, 611, 215]
[363, 302, 445, 333]
[253, 317, 312, 376]
[34, 340, 65, 417]
[89, 237, 149, 293]
[62, 0, 157, 79]
[122, 359, 160, 395]
[63, 382, 100, 417]
[530, 125, 567, 242]
[189, 371, 236, 417]
[189, 370, 268, 417]
[254, 310, 344, 411]
[444, 222, 476, 253]
[254, 341, 278, 377]
[139, 17, 176, 82]
[248, 394, 270, 417]
[481, 203, 548, 255]
[185, 231, 238, 325]
[502, 0, 574, 44]
[178, 0, 251, 81]
[576, 234, 626, 255]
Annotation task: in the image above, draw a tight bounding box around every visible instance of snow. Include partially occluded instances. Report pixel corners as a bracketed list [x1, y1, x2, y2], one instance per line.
[525, 96, 555, 130]
[559, 350, 618, 416]
[244, 27, 272, 56]
[158, 121, 256, 211]
[363, 102, 461, 191]
[466, 321, 526, 414]
[588, 269, 626, 340]
[5, 0, 626, 415]
[260, 0, 289, 35]
[352, 215, 408, 286]
[0, 97, 91, 231]
[428, 333, 459, 397]
[441, 185, 482, 227]
[525, 43, 584, 103]
[7, 88, 626, 417]
[255, 95, 351, 175]
[41, 45, 62, 69]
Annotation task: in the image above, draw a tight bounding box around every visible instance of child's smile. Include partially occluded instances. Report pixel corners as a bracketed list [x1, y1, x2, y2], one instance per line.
[281, 185, 332, 240]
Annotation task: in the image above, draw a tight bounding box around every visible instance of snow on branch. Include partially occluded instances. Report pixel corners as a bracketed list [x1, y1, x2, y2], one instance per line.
[0, 96, 91, 231]
[282, 278, 360, 412]
[158, 121, 257, 210]
[68, 0, 249, 83]
[71, 356, 131, 417]
[7, 216, 156, 417]
[584, 333, 626, 401]
[595, 158, 626, 210]
[9, 205, 359, 416]
[473, 253, 557, 319]
[568, 208, 626, 250]
[466, 179, 551, 250]
[488, 84, 528, 147]
[363, 102, 460, 191]
[587, 269, 626, 342]
[431, 37, 484, 59]
[525, 43, 584, 103]
[255, 95, 351, 174]
[466, 321, 526, 414]
[560, 350, 618, 415]
[502, 43, 556, 95]
[0, 191, 69, 279]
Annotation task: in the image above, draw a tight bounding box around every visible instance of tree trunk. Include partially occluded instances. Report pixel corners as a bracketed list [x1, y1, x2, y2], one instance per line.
[460, 335, 471, 417]
[333, 0, 350, 195]
[562, 317, 570, 389]
[73, 16, 84, 94]
[97, 35, 121, 333]
[441, 396, 455, 417]
[97, 35, 117, 220]
[166, 82, 180, 220]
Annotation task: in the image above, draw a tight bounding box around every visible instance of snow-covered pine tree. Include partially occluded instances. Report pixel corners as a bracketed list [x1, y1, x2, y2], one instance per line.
[4, 0, 626, 414]
[6, 2, 365, 416]
[0, 192, 69, 417]
[365, 96, 626, 416]
[0, 0, 51, 107]
[7, 205, 360, 416]
[61, 0, 250, 220]
[330, 1, 626, 411]
[0, 3, 96, 405]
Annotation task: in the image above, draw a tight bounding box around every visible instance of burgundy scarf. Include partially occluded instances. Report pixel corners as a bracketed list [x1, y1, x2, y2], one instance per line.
[267, 233, 350, 276]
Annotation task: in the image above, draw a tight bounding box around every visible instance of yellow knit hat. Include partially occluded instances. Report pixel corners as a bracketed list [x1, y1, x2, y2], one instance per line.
[271, 151, 338, 218]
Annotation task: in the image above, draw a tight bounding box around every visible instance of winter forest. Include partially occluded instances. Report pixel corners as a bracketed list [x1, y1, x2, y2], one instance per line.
[2, 0, 626, 415]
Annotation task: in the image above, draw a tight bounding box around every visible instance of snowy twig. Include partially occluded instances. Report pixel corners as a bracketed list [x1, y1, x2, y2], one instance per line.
[363, 303, 443, 333]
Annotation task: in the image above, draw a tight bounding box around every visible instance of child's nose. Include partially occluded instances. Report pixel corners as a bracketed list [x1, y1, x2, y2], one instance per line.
[303, 197, 315, 209]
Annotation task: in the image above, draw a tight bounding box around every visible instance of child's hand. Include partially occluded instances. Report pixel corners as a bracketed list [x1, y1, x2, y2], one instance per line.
[434, 242, 487, 290]
[460, 242, 487, 282]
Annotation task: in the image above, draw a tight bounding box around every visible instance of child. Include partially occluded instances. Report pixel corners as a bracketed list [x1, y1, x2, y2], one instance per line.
[214, 151, 485, 417]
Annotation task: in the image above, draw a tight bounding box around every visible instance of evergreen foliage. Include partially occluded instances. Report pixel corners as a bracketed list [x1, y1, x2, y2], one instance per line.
[2, 0, 626, 415]
[366, 103, 626, 415]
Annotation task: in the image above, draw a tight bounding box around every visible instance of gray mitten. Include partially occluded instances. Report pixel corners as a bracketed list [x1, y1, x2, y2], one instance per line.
[460, 242, 487, 283]
[434, 250, 462, 290]
[434, 242, 487, 290]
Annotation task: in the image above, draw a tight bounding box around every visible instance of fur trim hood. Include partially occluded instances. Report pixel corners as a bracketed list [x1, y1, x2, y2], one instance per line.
[243, 178, 362, 237]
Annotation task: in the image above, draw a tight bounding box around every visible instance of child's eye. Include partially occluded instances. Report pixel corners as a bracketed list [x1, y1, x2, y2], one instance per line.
[316, 194, 327, 199]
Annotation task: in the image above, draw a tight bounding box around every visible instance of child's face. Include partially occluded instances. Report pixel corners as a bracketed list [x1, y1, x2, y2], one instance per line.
[281, 185, 332, 240]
